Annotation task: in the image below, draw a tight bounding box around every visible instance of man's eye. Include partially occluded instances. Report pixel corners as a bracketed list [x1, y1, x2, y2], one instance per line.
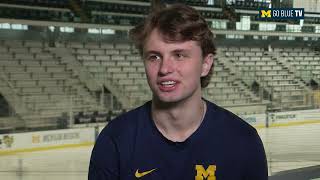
[175, 53, 186, 59]
[148, 55, 161, 61]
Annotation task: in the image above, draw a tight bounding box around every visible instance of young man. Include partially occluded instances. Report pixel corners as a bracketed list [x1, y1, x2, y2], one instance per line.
[89, 4, 268, 180]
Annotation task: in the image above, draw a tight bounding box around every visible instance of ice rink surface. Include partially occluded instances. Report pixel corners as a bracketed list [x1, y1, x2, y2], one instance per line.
[0, 123, 319, 180]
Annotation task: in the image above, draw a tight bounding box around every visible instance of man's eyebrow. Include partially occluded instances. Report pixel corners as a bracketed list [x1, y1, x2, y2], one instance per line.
[143, 49, 190, 57]
[144, 50, 160, 55]
[172, 49, 190, 53]
[143, 50, 161, 58]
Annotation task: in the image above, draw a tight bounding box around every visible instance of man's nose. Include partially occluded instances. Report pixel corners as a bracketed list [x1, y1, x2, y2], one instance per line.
[159, 56, 174, 76]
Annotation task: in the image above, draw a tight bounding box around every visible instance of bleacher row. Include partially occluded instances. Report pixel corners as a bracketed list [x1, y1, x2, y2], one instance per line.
[0, 40, 100, 130]
[276, 49, 320, 83]
[0, 40, 318, 130]
[218, 47, 314, 110]
[62, 42, 152, 105]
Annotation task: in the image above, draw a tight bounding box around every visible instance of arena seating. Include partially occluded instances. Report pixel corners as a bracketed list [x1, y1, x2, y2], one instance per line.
[0, 40, 100, 129]
[275, 47, 320, 83]
[0, 2, 73, 23]
[59, 41, 152, 108]
[230, 0, 269, 10]
[204, 58, 263, 107]
[0, 39, 318, 129]
[218, 46, 313, 110]
[1, 0, 69, 8]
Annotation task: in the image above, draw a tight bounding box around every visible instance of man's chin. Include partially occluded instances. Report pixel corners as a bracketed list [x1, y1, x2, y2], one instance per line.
[153, 95, 178, 103]
[152, 93, 185, 105]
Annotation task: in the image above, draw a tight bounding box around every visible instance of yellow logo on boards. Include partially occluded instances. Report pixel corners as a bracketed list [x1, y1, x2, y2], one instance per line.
[32, 135, 40, 143]
[2, 135, 14, 148]
[195, 165, 216, 180]
[260, 10, 272, 18]
[135, 168, 157, 178]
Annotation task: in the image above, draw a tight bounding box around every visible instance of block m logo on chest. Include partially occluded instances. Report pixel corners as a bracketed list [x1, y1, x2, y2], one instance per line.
[195, 165, 216, 180]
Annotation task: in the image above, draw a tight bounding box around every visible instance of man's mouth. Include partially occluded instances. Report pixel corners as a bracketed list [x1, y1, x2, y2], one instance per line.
[160, 81, 177, 87]
[158, 80, 178, 91]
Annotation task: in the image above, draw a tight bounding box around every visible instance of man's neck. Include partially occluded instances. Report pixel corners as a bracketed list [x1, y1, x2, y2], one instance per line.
[151, 97, 206, 142]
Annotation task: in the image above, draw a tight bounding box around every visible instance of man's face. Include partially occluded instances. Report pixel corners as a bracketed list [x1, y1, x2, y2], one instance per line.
[143, 29, 213, 104]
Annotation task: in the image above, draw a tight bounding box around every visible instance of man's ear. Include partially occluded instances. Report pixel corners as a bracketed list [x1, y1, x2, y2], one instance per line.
[201, 53, 214, 77]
